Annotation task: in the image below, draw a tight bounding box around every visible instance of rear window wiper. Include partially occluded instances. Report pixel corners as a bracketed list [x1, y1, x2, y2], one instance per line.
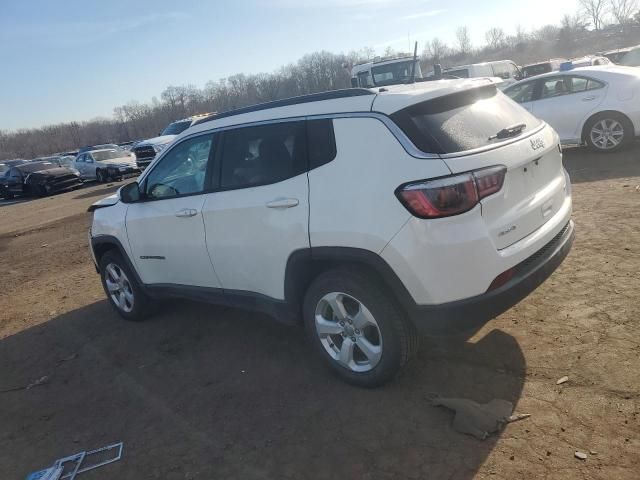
[489, 123, 526, 140]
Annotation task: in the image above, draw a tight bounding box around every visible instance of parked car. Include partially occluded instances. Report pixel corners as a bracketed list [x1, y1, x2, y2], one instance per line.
[88, 83, 574, 387]
[350, 56, 422, 87]
[0, 160, 82, 199]
[504, 66, 640, 152]
[620, 45, 640, 67]
[443, 60, 522, 85]
[521, 58, 567, 79]
[131, 114, 213, 170]
[74, 149, 140, 182]
[0, 159, 28, 175]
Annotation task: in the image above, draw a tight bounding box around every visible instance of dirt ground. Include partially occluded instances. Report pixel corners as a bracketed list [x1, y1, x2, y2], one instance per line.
[0, 146, 639, 480]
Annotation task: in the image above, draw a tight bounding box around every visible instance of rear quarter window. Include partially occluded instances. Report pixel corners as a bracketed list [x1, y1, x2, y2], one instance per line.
[391, 84, 542, 154]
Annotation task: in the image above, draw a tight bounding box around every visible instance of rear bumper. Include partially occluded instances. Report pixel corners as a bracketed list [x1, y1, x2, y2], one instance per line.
[408, 220, 574, 335]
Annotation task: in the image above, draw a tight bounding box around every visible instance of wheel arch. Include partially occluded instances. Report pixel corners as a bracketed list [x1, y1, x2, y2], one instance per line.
[580, 109, 634, 143]
[91, 235, 143, 285]
[284, 247, 417, 323]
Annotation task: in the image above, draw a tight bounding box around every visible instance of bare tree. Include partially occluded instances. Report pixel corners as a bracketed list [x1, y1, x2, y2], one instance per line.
[485, 27, 506, 49]
[579, 0, 608, 30]
[423, 38, 450, 63]
[609, 0, 639, 30]
[455, 26, 472, 55]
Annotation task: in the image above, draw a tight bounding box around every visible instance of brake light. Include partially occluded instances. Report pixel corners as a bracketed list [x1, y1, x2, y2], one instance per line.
[396, 166, 506, 219]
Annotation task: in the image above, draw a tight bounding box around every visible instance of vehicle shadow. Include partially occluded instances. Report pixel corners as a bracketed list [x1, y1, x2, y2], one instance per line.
[563, 142, 640, 183]
[0, 300, 525, 480]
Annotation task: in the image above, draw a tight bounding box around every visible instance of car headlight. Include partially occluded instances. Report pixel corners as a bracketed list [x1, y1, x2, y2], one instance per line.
[153, 144, 168, 153]
[71, 168, 81, 176]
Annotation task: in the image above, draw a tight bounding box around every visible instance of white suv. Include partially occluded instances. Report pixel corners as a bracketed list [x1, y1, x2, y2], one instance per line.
[89, 81, 574, 387]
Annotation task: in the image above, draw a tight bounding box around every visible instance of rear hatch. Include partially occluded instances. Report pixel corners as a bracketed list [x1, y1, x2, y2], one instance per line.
[385, 83, 567, 249]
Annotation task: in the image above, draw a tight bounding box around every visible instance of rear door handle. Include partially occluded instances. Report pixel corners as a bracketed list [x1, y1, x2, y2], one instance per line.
[266, 198, 299, 209]
[175, 208, 198, 217]
[582, 96, 596, 101]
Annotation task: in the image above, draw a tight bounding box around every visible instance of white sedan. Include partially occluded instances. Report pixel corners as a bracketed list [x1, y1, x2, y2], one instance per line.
[74, 149, 140, 182]
[504, 66, 640, 152]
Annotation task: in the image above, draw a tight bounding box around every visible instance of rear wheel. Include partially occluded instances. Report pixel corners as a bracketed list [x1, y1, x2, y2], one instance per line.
[99, 250, 152, 321]
[303, 268, 419, 387]
[585, 112, 632, 153]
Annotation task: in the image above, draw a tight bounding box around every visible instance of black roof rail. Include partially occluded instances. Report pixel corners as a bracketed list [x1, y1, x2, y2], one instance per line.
[192, 88, 375, 126]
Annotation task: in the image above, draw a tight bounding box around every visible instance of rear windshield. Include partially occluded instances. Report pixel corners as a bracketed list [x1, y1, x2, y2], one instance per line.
[390, 84, 542, 154]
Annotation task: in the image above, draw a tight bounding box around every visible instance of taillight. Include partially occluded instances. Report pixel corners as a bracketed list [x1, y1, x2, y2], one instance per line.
[396, 166, 506, 219]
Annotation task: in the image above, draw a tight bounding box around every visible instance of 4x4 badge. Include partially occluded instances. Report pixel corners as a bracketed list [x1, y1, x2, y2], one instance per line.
[530, 138, 545, 150]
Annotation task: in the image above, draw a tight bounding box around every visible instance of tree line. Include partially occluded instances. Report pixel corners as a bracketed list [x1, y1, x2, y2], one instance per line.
[1, 4, 639, 160]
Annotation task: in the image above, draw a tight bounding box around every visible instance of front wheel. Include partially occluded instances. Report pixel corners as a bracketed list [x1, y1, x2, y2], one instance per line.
[585, 113, 632, 153]
[96, 168, 105, 183]
[99, 250, 152, 321]
[303, 268, 419, 387]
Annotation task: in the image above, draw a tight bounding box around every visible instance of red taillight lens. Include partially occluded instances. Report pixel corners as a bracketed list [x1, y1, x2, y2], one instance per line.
[396, 166, 506, 219]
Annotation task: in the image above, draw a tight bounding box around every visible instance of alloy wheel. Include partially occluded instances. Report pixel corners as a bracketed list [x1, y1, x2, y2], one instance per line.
[590, 119, 624, 150]
[314, 292, 383, 372]
[104, 263, 135, 313]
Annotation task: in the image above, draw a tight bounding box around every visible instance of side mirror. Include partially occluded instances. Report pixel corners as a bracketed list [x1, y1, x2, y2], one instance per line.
[120, 181, 141, 203]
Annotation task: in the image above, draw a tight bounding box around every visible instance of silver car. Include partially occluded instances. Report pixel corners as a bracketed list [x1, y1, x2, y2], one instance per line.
[74, 149, 140, 182]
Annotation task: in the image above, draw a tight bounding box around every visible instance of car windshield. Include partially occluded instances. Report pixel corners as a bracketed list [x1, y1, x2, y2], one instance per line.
[444, 68, 470, 78]
[371, 61, 421, 86]
[620, 48, 640, 66]
[92, 150, 124, 162]
[17, 161, 59, 173]
[161, 121, 191, 136]
[522, 64, 551, 78]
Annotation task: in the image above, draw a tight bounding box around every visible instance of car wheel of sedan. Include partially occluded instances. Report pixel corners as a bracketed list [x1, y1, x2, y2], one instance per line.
[96, 169, 105, 183]
[99, 250, 152, 321]
[585, 113, 632, 153]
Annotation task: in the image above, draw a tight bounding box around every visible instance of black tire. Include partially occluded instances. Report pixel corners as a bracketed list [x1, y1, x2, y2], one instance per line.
[36, 185, 48, 197]
[303, 267, 419, 388]
[96, 169, 105, 183]
[99, 250, 152, 322]
[584, 112, 633, 153]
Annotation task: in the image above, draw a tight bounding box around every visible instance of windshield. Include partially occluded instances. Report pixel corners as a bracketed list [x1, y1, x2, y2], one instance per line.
[621, 48, 640, 66]
[391, 84, 542, 154]
[17, 161, 59, 173]
[93, 150, 125, 162]
[522, 64, 551, 78]
[371, 61, 422, 86]
[161, 121, 192, 136]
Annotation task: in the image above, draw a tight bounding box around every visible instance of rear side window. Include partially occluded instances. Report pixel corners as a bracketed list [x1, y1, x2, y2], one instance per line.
[220, 121, 307, 189]
[307, 119, 336, 170]
[391, 84, 542, 154]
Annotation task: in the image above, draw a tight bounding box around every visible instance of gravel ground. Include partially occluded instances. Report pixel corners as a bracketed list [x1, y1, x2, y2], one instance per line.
[0, 147, 639, 480]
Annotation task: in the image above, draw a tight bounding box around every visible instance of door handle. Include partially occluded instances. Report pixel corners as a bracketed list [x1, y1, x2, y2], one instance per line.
[266, 198, 299, 209]
[175, 208, 198, 217]
[582, 96, 596, 101]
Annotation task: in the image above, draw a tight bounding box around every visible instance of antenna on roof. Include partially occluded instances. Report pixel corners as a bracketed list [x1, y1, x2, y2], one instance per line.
[410, 41, 418, 83]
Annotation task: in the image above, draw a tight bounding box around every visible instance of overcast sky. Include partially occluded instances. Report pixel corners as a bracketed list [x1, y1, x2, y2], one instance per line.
[0, 0, 580, 130]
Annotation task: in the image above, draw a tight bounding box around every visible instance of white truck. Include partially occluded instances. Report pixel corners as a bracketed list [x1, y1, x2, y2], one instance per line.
[350, 56, 423, 88]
